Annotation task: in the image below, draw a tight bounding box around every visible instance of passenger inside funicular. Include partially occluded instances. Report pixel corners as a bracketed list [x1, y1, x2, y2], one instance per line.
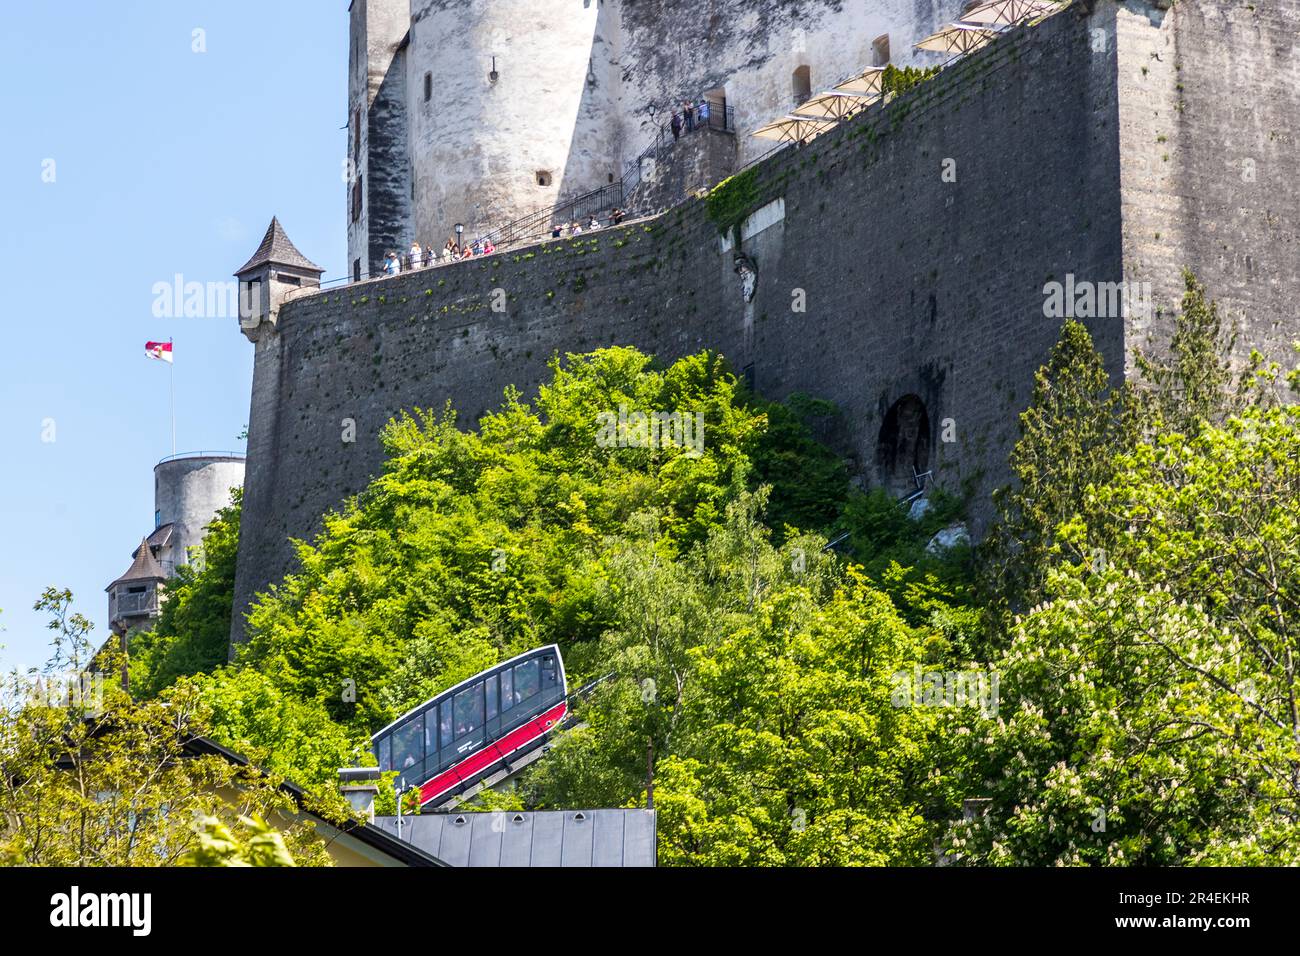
[393, 721, 422, 771]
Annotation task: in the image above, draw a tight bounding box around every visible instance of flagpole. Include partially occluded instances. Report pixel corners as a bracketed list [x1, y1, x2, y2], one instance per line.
[168, 338, 176, 456]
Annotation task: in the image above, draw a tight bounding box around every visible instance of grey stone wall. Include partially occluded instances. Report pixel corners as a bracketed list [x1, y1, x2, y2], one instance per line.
[1115, 0, 1300, 370]
[233, 2, 1299, 646]
[626, 125, 740, 215]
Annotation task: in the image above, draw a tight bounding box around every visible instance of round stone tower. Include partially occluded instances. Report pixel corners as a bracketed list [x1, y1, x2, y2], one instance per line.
[405, 0, 620, 242]
[348, 0, 621, 274]
[152, 453, 246, 577]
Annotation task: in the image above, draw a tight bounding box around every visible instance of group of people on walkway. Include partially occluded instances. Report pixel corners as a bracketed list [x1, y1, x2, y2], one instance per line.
[382, 236, 497, 276]
[549, 208, 626, 239]
[670, 97, 716, 140]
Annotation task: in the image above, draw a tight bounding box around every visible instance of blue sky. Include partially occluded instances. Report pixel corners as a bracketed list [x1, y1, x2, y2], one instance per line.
[0, 2, 348, 669]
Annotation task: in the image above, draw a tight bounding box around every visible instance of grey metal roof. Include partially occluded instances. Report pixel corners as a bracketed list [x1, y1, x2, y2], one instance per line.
[107, 536, 167, 588]
[141, 523, 174, 552]
[235, 216, 323, 277]
[373, 809, 657, 867]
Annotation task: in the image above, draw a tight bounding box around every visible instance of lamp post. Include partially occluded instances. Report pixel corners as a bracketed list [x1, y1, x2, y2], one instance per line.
[455, 222, 464, 253]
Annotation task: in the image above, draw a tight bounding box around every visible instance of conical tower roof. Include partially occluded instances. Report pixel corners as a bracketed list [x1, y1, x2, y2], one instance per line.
[235, 217, 323, 277]
[107, 537, 167, 589]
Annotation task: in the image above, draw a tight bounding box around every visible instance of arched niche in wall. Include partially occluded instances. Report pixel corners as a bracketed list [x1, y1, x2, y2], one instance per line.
[876, 394, 931, 497]
[791, 65, 812, 105]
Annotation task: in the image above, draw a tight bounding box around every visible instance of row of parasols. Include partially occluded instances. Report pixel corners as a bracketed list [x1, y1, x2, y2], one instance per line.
[751, 0, 1063, 145]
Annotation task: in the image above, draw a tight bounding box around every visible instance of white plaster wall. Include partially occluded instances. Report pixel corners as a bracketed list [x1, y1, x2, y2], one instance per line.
[406, 0, 620, 242]
[354, 0, 961, 245]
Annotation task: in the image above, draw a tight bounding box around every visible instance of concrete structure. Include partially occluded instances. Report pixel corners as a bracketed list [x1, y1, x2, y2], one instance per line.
[347, 0, 953, 275]
[232, 0, 1300, 648]
[108, 452, 245, 637]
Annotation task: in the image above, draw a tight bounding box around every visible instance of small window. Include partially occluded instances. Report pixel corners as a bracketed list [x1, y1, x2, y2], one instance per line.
[352, 258, 361, 283]
[873, 34, 891, 67]
[486, 676, 499, 720]
[440, 701, 454, 749]
[278, 274, 301, 287]
[353, 109, 361, 160]
[154, 509, 161, 528]
[792, 65, 812, 104]
[424, 71, 432, 102]
[536, 170, 552, 187]
[500, 669, 514, 710]
[514, 659, 540, 704]
[454, 686, 484, 737]
[352, 174, 363, 223]
[541, 655, 558, 688]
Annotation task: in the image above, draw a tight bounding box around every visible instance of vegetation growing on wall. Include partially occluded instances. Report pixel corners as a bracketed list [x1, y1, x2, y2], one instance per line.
[881, 64, 942, 97]
[706, 167, 762, 241]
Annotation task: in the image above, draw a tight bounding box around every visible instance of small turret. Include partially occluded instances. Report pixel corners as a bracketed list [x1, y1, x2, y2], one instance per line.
[235, 217, 323, 340]
[106, 537, 167, 638]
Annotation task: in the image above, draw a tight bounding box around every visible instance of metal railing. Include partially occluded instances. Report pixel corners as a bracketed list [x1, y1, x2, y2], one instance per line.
[311, 104, 739, 293]
[111, 591, 158, 618]
[156, 450, 246, 466]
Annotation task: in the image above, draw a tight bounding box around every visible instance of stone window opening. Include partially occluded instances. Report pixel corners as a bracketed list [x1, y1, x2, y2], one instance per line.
[536, 170, 553, 187]
[791, 65, 812, 106]
[873, 34, 891, 67]
[424, 71, 433, 102]
[876, 395, 931, 498]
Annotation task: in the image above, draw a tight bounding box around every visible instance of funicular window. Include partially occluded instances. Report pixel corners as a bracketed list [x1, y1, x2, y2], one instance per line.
[514, 659, 540, 704]
[541, 655, 557, 688]
[393, 716, 423, 772]
[486, 675, 499, 720]
[376, 734, 392, 772]
[440, 701, 454, 749]
[431, 702, 447, 754]
[500, 669, 513, 710]
[454, 685, 484, 737]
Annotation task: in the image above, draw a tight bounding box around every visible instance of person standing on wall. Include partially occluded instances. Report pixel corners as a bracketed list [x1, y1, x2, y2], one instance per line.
[683, 99, 695, 132]
[698, 98, 711, 128]
[670, 110, 682, 141]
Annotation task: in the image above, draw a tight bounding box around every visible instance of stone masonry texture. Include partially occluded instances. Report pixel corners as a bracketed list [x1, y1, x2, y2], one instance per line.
[231, 1, 1300, 646]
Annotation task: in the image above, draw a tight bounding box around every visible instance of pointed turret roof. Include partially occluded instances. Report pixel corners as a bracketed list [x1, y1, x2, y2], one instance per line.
[107, 537, 167, 589]
[235, 217, 323, 277]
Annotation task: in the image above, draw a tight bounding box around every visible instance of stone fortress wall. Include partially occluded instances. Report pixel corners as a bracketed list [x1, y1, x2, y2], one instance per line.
[348, 0, 957, 276]
[232, 0, 1300, 646]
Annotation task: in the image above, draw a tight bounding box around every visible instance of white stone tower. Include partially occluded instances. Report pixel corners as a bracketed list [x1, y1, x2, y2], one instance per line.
[105, 453, 244, 637]
[347, 0, 621, 277]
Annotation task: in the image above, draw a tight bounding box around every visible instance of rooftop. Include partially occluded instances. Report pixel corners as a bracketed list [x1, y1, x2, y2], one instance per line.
[235, 217, 323, 278]
[107, 536, 167, 589]
[373, 809, 657, 867]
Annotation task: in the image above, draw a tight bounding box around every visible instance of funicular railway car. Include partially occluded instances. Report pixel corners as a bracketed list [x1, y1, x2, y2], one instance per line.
[372, 645, 568, 807]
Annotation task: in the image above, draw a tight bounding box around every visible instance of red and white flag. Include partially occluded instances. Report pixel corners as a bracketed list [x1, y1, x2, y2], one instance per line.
[145, 341, 173, 363]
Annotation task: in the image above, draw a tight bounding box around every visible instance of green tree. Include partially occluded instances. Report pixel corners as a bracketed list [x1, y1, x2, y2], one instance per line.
[0, 593, 333, 867]
[129, 489, 243, 697]
[982, 320, 1134, 615]
[183, 814, 298, 867]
